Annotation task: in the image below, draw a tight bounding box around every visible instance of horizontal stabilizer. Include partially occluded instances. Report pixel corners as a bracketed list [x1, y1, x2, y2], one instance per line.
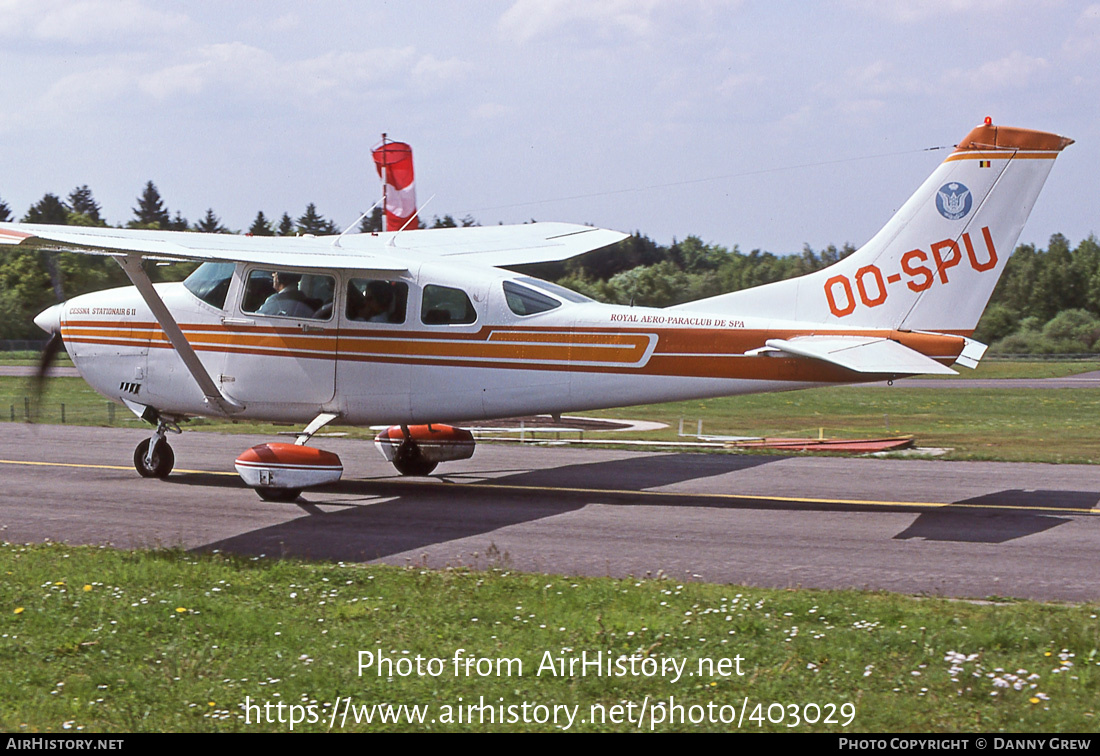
[760, 336, 958, 375]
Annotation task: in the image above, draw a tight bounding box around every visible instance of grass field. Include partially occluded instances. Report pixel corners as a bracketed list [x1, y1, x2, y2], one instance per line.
[6, 361, 1100, 463]
[0, 351, 74, 367]
[1, 543, 1096, 733]
[4, 363, 1100, 733]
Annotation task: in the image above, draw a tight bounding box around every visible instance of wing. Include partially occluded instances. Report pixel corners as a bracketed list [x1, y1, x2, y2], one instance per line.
[0, 221, 626, 270]
[378, 222, 628, 266]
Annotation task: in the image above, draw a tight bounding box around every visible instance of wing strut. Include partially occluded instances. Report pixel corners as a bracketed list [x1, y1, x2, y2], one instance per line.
[114, 254, 244, 416]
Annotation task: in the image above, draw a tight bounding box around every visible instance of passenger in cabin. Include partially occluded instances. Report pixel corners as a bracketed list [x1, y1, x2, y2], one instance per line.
[257, 272, 315, 318]
[354, 280, 395, 322]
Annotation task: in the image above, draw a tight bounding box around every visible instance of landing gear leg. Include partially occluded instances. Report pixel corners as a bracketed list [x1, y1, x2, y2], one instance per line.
[392, 425, 438, 476]
[133, 420, 179, 479]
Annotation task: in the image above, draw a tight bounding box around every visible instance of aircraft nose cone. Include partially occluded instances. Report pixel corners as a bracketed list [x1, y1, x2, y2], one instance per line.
[34, 303, 63, 335]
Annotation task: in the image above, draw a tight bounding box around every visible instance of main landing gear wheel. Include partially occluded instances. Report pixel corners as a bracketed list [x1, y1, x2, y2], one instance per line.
[392, 439, 438, 476]
[255, 487, 302, 502]
[134, 437, 174, 479]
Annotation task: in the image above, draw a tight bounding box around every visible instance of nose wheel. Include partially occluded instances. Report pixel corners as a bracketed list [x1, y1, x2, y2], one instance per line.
[134, 437, 175, 479]
[133, 418, 181, 479]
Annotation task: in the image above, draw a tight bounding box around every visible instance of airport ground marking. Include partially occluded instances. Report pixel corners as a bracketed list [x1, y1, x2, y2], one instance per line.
[0, 458, 238, 476]
[2, 458, 1097, 516]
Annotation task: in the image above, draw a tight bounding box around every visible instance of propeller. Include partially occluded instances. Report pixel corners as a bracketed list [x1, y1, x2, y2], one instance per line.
[28, 304, 64, 421]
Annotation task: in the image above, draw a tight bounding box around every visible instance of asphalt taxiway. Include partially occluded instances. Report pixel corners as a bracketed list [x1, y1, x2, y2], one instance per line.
[1, 423, 1098, 602]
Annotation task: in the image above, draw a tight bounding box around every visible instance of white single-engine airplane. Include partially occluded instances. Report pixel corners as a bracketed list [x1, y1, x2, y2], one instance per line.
[0, 120, 1073, 500]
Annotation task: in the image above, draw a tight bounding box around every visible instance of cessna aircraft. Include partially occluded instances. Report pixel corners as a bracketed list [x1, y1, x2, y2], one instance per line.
[0, 120, 1073, 500]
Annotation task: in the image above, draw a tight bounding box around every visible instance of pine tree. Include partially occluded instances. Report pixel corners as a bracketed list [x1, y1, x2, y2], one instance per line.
[277, 212, 295, 236]
[296, 203, 335, 235]
[168, 211, 189, 231]
[67, 185, 103, 224]
[22, 193, 70, 225]
[0, 195, 11, 222]
[194, 208, 228, 234]
[358, 207, 383, 233]
[249, 211, 275, 236]
[20, 194, 69, 301]
[131, 181, 171, 229]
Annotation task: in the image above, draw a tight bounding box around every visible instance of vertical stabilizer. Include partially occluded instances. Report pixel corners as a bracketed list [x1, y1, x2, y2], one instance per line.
[677, 121, 1072, 335]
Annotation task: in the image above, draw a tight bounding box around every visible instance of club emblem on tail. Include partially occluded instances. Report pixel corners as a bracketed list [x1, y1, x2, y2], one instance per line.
[936, 182, 972, 220]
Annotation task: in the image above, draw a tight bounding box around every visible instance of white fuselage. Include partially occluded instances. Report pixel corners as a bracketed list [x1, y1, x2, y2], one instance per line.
[58, 260, 913, 427]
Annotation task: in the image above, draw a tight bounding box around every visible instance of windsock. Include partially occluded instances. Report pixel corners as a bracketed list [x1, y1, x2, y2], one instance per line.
[371, 139, 418, 231]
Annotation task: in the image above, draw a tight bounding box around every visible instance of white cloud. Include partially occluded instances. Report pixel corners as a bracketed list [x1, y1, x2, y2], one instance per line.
[134, 43, 469, 103]
[270, 13, 300, 33]
[138, 42, 273, 100]
[471, 102, 514, 120]
[42, 65, 132, 110]
[1062, 4, 1100, 58]
[498, 0, 668, 43]
[715, 71, 763, 97]
[0, 0, 188, 42]
[942, 50, 1050, 92]
[411, 55, 474, 89]
[840, 0, 1049, 24]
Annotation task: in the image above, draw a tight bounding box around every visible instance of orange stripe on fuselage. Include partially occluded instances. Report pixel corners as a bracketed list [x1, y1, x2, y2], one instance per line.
[59, 321, 966, 381]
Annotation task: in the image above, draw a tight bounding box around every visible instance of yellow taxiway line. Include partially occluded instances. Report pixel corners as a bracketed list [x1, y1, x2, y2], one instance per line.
[4, 457, 1096, 516]
[0, 458, 238, 476]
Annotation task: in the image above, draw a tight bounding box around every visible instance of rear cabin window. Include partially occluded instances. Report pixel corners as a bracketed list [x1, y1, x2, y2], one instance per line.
[503, 280, 561, 316]
[421, 284, 477, 325]
[183, 262, 234, 309]
[346, 279, 408, 324]
[242, 269, 335, 320]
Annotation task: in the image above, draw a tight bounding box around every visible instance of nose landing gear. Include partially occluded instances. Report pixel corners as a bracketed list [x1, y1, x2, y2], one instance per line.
[133, 419, 181, 479]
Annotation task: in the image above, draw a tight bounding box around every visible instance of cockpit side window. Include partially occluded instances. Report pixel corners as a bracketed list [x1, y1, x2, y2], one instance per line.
[241, 269, 335, 320]
[421, 284, 477, 325]
[503, 280, 561, 316]
[347, 279, 408, 324]
[182, 262, 235, 309]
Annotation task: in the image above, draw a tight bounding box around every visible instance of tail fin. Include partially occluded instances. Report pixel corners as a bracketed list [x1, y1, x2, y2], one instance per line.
[677, 121, 1073, 335]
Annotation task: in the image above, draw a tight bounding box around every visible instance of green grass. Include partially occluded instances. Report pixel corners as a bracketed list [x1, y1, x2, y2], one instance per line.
[583, 387, 1100, 463]
[0, 351, 74, 367]
[7, 368, 1100, 462]
[929, 359, 1100, 379]
[1, 543, 1096, 733]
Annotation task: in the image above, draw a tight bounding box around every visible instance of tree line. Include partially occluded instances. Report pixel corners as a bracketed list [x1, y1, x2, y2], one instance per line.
[1, 182, 1097, 352]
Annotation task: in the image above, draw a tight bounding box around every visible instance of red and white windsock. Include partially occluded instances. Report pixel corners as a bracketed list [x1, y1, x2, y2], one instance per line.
[371, 138, 418, 231]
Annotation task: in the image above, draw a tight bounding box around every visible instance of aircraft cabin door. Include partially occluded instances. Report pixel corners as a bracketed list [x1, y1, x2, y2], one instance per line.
[334, 275, 414, 423]
[218, 267, 337, 417]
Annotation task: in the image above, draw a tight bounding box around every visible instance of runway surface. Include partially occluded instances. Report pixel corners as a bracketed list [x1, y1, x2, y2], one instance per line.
[2, 423, 1098, 603]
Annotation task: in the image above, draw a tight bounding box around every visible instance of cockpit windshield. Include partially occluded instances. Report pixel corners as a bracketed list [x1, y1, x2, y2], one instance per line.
[182, 262, 234, 309]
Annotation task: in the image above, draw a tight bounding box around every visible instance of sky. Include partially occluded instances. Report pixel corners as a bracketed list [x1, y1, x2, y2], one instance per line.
[0, 0, 1097, 256]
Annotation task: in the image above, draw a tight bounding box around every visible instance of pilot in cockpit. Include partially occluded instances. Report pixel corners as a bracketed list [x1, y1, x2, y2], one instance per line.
[257, 272, 315, 318]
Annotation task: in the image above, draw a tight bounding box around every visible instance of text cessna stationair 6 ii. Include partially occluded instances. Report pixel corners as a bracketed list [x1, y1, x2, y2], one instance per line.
[0, 120, 1073, 500]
